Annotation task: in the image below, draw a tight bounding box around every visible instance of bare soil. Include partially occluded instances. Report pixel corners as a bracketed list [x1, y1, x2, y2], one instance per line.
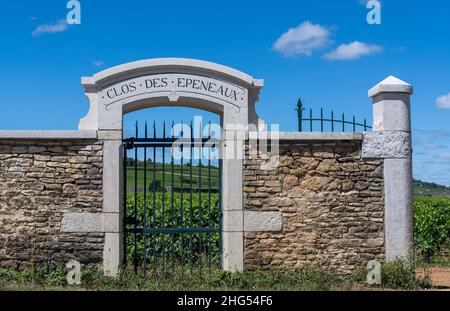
[416, 267, 450, 289]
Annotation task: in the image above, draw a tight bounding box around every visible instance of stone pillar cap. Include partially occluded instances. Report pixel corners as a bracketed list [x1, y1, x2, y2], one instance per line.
[368, 75, 413, 98]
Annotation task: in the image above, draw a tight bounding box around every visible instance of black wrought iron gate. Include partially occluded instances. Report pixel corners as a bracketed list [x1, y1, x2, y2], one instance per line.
[123, 122, 222, 278]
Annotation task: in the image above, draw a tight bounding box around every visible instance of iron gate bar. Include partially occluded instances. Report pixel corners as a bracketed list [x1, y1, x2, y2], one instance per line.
[127, 227, 220, 234]
[134, 122, 138, 274]
[129, 142, 219, 148]
[143, 122, 148, 277]
[162, 122, 166, 275]
[152, 122, 157, 277]
[198, 120, 202, 274]
[171, 122, 175, 274]
[180, 122, 184, 274]
[128, 138, 221, 143]
[208, 121, 212, 272]
[189, 121, 194, 273]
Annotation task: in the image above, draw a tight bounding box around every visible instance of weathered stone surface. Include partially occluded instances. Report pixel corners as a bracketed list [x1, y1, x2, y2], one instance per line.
[0, 139, 104, 270]
[61, 213, 103, 232]
[244, 211, 283, 232]
[282, 175, 298, 191]
[362, 131, 411, 159]
[243, 141, 384, 273]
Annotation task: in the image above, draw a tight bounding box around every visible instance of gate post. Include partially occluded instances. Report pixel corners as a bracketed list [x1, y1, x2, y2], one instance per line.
[221, 110, 247, 272]
[99, 130, 124, 276]
[367, 76, 414, 262]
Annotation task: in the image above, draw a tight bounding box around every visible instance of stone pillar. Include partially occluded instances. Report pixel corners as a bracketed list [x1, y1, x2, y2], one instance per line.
[220, 108, 246, 272]
[368, 76, 414, 262]
[98, 130, 124, 276]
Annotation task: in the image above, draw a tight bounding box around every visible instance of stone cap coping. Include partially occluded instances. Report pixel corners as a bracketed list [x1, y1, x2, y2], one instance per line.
[368, 75, 413, 98]
[252, 132, 363, 141]
[82, 58, 264, 89]
[0, 130, 97, 140]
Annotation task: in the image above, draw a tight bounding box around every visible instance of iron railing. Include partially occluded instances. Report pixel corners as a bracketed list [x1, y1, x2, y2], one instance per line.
[296, 98, 372, 132]
[123, 121, 222, 279]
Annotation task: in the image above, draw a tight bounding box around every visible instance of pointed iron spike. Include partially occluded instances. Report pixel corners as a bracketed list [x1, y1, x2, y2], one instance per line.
[208, 121, 211, 137]
[296, 98, 303, 111]
[163, 121, 166, 137]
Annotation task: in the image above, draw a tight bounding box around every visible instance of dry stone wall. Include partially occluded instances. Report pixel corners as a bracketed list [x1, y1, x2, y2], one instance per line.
[0, 140, 104, 270]
[243, 140, 385, 273]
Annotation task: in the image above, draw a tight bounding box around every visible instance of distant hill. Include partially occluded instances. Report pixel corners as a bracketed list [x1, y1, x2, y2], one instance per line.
[414, 179, 450, 197]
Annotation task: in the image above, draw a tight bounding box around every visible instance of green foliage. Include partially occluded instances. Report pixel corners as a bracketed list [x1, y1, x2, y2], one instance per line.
[148, 180, 162, 191]
[126, 158, 135, 166]
[125, 192, 221, 271]
[413, 196, 450, 259]
[0, 268, 33, 288]
[45, 264, 68, 287]
[0, 266, 360, 291]
[0, 262, 75, 289]
[413, 179, 450, 196]
[381, 260, 431, 290]
[0, 262, 435, 291]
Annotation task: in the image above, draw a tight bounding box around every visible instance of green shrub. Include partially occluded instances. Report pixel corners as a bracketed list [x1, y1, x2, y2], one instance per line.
[125, 192, 221, 271]
[413, 196, 450, 259]
[381, 260, 431, 290]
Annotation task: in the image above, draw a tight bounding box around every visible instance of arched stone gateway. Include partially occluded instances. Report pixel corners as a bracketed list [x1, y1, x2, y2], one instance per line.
[79, 58, 264, 275]
[0, 58, 413, 278]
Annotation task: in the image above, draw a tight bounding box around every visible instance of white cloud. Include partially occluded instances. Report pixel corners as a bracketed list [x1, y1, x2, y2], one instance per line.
[436, 93, 450, 109]
[93, 61, 106, 67]
[324, 41, 383, 60]
[273, 21, 332, 57]
[32, 19, 68, 36]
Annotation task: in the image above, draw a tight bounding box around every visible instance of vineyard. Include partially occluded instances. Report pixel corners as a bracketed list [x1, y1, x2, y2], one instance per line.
[124, 191, 221, 276]
[125, 161, 220, 190]
[413, 196, 450, 263]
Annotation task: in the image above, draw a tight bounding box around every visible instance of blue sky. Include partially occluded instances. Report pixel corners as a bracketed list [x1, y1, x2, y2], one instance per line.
[0, 0, 449, 185]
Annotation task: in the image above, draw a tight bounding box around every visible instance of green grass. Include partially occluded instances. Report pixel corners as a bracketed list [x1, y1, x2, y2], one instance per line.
[0, 262, 431, 291]
[416, 241, 450, 268]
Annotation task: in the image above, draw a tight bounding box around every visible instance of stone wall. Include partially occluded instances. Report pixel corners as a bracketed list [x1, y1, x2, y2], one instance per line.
[243, 140, 385, 273]
[0, 139, 104, 269]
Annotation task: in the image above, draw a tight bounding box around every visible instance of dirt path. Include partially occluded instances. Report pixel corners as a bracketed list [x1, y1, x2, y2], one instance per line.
[416, 267, 450, 289]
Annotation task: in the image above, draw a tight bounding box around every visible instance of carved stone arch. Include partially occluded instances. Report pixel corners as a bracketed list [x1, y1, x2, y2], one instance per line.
[79, 58, 264, 131]
[79, 58, 264, 275]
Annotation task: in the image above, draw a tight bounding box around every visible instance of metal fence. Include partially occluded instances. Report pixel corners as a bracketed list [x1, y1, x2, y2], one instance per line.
[123, 121, 222, 279]
[296, 99, 372, 132]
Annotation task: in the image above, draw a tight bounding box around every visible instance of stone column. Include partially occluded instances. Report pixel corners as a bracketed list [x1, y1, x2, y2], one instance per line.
[220, 107, 246, 272]
[98, 130, 124, 276]
[367, 76, 414, 262]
